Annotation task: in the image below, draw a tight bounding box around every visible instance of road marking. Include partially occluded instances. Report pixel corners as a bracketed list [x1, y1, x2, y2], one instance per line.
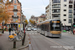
[40, 34, 73, 50]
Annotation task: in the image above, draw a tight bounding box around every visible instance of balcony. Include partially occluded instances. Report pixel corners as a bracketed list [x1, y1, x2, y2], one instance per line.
[69, 0, 73, 4]
[52, 5, 60, 9]
[74, 12, 75, 15]
[69, 14, 72, 18]
[52, 0, 60, 4]
[12, 15, 19, 18]
[52, 6, 60, 8]
[52, 12, 60, 14]
[69, 10, 72, 13]
[52, 9, 60, 14]
[13, 9, 18, 11]
[52, 14, 60, 18]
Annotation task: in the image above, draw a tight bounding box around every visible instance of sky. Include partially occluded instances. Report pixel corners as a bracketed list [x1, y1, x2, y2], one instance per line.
[19, 0, 49, 21]
[10, 0, 49, 21]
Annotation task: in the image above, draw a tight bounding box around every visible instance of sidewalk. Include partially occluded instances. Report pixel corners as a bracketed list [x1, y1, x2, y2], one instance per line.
[0, 31, 29, 50]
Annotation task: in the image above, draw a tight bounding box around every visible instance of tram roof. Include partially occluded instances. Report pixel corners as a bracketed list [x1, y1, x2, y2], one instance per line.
[37, 19, 60, 25]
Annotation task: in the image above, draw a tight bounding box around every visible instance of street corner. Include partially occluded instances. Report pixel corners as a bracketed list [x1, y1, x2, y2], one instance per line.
[14, 44, 29, 50]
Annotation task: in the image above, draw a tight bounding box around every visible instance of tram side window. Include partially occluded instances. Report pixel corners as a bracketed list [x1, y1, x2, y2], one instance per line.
[45, 24, 47, 31]
[47, 24, 50, 32]
[45, 25, 47, 31]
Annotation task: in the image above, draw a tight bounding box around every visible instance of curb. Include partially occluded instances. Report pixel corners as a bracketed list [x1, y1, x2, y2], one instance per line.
[12, 44, 29, 50]
[18, 44, 29, 50]
[0, 33, 2, 36]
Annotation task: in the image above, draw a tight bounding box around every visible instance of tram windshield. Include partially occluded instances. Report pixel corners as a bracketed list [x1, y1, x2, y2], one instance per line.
[51, 23, 61, 31]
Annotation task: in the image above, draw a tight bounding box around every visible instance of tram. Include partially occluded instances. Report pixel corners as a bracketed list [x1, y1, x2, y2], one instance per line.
[37, 19, 61, 37]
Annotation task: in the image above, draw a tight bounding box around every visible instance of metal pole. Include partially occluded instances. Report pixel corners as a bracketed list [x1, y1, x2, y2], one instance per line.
[13, 41, 16, 48]
[22, 23, 26, 46]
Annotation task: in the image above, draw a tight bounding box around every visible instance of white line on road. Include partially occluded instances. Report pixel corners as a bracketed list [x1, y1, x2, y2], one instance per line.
[40, 34, 74, 50]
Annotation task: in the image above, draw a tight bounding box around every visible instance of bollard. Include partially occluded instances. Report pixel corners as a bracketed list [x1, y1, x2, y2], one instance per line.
[13, 41, 16, 48]
[22, 32, 26, 46]
[2, 29, 4, 34]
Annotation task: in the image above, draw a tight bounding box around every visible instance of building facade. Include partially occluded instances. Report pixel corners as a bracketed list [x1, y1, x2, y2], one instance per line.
[30, 14, 47, 26]
[47, 0, 75, 29]
[6, 0, 22, 30]
[45, 5, 50, 19]
[37, 14, 47, 23]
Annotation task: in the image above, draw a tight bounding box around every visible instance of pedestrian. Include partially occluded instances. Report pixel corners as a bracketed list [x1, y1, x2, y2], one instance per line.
[9, 27, 11, 35]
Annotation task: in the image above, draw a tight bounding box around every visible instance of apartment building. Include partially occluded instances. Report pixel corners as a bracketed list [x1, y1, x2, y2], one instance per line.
[37, 14, 46, 23]
[47, 0, 75, 29]
[45, 5, 50, 19]
[6, 0, 22, 30]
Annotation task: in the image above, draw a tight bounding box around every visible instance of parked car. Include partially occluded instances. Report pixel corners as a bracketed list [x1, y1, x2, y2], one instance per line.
[27, 28, 31, 31]
[31, 28, 34, 30]
[33, 28, 37, 31]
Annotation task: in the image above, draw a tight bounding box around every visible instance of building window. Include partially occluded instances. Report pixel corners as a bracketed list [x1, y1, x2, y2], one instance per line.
[13, 18, 18, 22]
[63, 19, 66, 21]
[52, 14, 60, 17]
[52, 9, 60, 13]
[64, 5, 67, 7]
[53, 0, 60, 3]
[69, 5, 72, 8]
[64, 14, 66, 16]
[14, 5, 17, 9]
[64, 0, 67, 2]
[64, 9, 66, 11]
[14, 12, 17, 17]
[52, 4, 60, 8]
[14, 0, 16, 3]
[69, 0, 73, 3]
[69, 19, 72, 23]
[69, 10, 72, 13]
[69, 14, 72, 18]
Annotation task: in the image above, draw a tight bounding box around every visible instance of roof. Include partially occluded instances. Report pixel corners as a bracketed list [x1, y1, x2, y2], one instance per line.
[37, 19, 60, 25]
[40, 14, 46, 18]
[9, 0, 21, 6]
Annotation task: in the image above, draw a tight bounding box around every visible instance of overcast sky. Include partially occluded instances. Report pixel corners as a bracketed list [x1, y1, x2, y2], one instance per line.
[10, 0, 49, 21]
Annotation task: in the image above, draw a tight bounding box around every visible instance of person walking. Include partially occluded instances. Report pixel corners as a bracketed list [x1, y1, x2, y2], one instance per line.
[9, 27, 11, 35]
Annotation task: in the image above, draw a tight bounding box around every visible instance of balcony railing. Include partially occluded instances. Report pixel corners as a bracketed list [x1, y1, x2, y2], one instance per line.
[52, 14, 60, 17]
[52, 6, 60, 8]
[13, 9, 18, 11]
[52, 17, 60, 19]
[12, 15, 19, 18]
[52, 12, 60, 13]
[52, 9, 60, 13]
[53, 1, 60, 3]
[69, 16, 72, 18]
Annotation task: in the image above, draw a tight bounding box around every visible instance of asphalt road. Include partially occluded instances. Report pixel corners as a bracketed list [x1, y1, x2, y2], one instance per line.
[26, 31, 75, 50]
